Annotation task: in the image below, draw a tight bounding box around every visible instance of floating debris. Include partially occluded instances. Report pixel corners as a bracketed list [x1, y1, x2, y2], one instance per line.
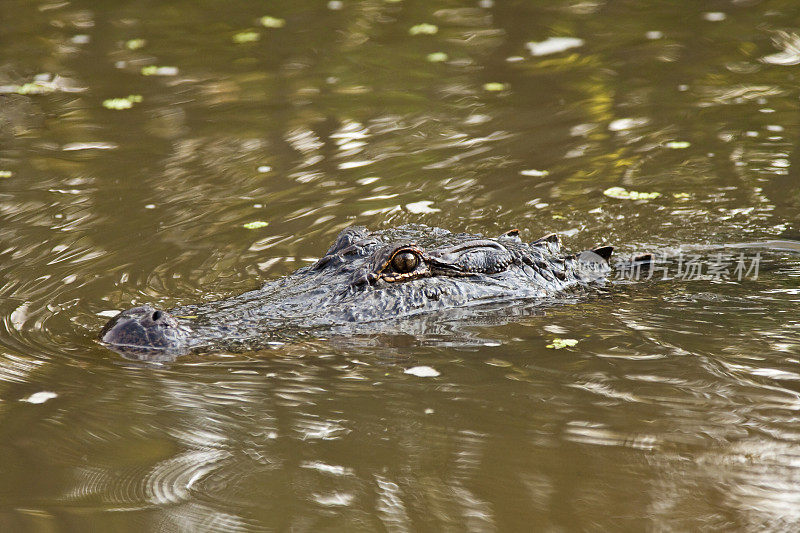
[125, 38, 146, 50]
[102, 95, 142, 110]
[546, 338, 579, 349]
[3, 75, 87, 95]
[409, 23, 438, 36]
[16, 82, 57, 95]
[233, 31, 260, 43]
[526, 37, 584, 56]
[672, 192, 691, 199]
[260, 16, 286, 28]
[483, 82, 508, 92]
[426, 52, 448, 63]
[603, 187, 662, 200]
[141, 65, 178, 76]
[0, 170, 12, 178]
[404, 366, 440, 377]
[243, 221, 269, 229]
[703, 12, 726, 22]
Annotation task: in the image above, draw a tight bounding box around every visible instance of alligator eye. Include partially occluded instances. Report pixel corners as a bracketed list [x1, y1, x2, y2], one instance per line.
[391, 251, 419, 273]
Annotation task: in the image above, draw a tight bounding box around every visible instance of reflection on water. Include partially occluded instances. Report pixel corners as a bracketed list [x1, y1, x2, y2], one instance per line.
[2, 0, 800, 530]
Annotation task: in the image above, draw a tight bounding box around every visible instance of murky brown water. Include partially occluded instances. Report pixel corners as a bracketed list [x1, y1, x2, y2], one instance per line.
[2, 0, 800, 530]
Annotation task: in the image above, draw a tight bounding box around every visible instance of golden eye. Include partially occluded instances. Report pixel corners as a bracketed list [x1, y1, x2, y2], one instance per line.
[391, 251, 419, 273]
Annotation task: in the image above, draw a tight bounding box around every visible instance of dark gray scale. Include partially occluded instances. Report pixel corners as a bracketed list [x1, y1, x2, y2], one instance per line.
[428, 240, 514, 275]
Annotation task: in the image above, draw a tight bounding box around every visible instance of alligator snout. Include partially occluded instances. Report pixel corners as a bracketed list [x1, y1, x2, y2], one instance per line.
[99, 305, 189, 358]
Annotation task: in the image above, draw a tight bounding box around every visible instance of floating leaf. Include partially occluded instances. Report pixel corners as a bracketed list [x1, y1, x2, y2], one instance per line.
[483, 82, 508, 91]
[672, 192, 691, 199]
[141, 65, 178, 76]
[16, 82, 56, 95]
[243, 221, 269, 229]
[103, 99, 132, 110]
[102, 95, 142, 110]
[0, 170, 12, 178]
[260, 16, 286, 28]
[233, 31, 260, 43]
[546, 338, 579, 349]
[125, 38, 146, 50]
[603, 186, 661, 200]
[426, 52, 448, 63]
[409, 23, 438, 35]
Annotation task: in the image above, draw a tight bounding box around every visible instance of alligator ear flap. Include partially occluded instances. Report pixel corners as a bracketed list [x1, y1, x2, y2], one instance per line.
[591, 246, 613, 261]
[532, 233, 560, 246]
[498, 229, 522, 242]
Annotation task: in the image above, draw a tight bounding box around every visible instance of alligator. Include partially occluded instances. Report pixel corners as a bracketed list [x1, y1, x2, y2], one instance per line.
[99, 224, 615, 359]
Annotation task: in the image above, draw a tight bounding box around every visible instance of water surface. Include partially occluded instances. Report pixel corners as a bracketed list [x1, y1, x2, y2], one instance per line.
[2, 0, 800, 530]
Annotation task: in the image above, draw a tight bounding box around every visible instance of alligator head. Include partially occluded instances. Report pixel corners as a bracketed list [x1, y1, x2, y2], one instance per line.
[99, 225, 612, 359]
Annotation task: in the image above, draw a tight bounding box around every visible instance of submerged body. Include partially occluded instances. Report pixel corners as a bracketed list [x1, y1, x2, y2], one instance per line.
[100, 224, 613, 359]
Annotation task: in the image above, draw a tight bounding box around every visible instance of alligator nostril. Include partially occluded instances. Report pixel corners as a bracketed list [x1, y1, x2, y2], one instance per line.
[152, 310, 163, 321]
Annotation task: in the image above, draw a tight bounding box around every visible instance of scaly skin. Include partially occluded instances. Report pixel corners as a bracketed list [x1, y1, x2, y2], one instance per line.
[99, 224, 612, 359]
